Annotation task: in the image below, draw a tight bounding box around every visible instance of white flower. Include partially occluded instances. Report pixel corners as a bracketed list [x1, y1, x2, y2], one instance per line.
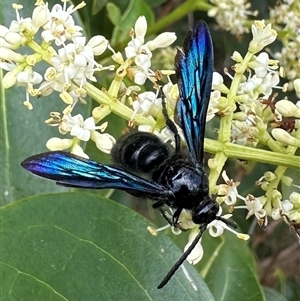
[237, 72, 279, 97]
[237, 74, 262, 96]
[271, 208, 281, 220]
[217, 171, 240, 205]
[9, 4, 34, 41]
[249, 21, 277, 54]
[235, 194, 267, 220]
[70, 115, 95, 141]
[248, 52, 278, 78]
[257, 72, 280, 95]
[124, 15, 176, 85]
[208, 0, 257, 35]
[231, 116, 258, 147]
[51, 37, 99, 88]
[41, 2, 85, 45]
[46, 113, 115, 157]
[17, 70, 43, 85]
[132, 91, 162, 116]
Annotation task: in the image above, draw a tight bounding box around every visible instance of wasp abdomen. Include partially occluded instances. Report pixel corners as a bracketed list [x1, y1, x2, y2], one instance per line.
[111, 132, 172, 173]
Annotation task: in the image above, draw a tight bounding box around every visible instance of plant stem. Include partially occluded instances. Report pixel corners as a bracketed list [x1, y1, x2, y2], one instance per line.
[84, 82, 155, 127]
[147, 0, 212, 35]
[204, 138, 300, 170]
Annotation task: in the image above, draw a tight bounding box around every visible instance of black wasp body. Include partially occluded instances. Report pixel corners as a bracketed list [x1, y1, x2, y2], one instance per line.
[111, 131, 218, 226]
[21, 21, 236, 289]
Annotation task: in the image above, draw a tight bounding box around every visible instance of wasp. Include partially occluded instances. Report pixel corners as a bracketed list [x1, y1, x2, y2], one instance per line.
[22, 21, 236, 288]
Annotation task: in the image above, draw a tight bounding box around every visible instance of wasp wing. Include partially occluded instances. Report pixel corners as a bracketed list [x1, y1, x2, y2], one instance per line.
[175, 21, 214, 165]
[21, 151, 169, 199]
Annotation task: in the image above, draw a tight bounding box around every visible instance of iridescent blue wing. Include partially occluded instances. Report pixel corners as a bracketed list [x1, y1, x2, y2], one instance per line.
[175, 21, 214, 165]
[21, 151, 168, 199]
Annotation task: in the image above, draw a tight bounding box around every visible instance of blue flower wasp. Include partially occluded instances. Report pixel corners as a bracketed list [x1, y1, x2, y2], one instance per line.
[21, 21, 237, 289]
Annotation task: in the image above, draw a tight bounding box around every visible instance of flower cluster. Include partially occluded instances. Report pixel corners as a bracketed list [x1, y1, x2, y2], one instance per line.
[206, 20, 300, 239]
[0, 1, 176, 157]
[208, 0, 258, 35]
[269, 0, 300, 89]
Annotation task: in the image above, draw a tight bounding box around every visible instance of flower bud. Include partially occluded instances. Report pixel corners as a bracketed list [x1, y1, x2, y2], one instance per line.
[2, 68, 21, 88]
[272, 128, 300, 147]
[0, 25, 9, 38]
[185, 230, 203, 265]
[146, 32, 177, 50]
[286, 211, 300, 224]
[91, 132, 116, 154]
[260, 181, 269, 191]
[272, 189, 282, 202]
[0, 37, 14, 49]
[233, 112, 248, 121]
[293, 78, 300, 96]
[111, 51, 124, 64]
[208, 158, 218, 169]
[60, 91, 74, 105]
[0, 47, 24, 62]
[290, 192, 300, 207]
[264, 171, 277, 181]
[275, 99, 300, 118]
[32, 3, 49, 33]
[72, 144, 89, 159]
[231, 51, 243, 62]
[4, 31, 23, 48]
[134, 16, 147, 41]
[217, 97, 229, 111]
[281, 175, 293, 186]
[46, 137, 73, 150]
[87, 35, 108, 56]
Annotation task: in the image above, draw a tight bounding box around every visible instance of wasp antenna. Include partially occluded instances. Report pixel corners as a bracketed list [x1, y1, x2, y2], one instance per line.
[157, 224, 207, 289]
[216, 216, 238, 229]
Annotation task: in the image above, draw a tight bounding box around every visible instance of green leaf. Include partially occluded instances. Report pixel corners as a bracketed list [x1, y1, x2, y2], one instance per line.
[1, 192, 216, 300]
[110, 0, 154, 48]
[264, 287, 287, 301]
[91, 0, 109, 15]
[198, 231, 265, 301]
[106, 2, 122, 26]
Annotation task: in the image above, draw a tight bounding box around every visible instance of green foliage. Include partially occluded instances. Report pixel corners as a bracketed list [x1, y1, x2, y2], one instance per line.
[1, 193, 214, 300]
